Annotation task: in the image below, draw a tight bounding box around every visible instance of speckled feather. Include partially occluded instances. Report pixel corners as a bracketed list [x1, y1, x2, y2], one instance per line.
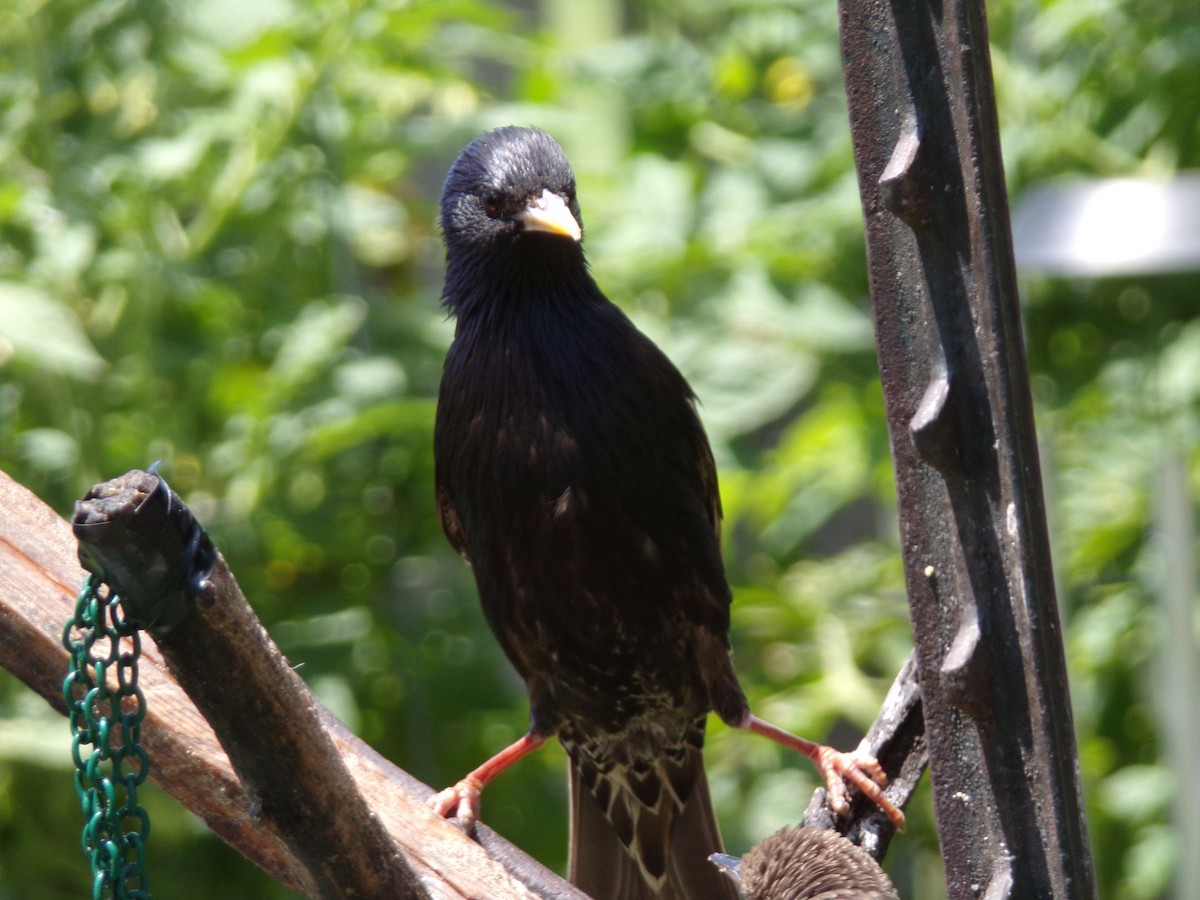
[435, 127, 746, 898]
[736, 826, 899, 900]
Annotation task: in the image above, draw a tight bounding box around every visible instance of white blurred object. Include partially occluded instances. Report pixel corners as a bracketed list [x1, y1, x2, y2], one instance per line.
[1011, 173, 1200, 276]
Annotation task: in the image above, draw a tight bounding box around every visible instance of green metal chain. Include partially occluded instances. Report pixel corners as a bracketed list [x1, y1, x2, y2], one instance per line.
[62, 573, 153, 900]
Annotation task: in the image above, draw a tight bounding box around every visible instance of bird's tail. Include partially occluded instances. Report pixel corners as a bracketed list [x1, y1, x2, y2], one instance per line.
[567, 751, 738, 900]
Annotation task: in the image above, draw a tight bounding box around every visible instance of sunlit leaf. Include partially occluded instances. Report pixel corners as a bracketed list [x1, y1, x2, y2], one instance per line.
[0, 282, 106, 380]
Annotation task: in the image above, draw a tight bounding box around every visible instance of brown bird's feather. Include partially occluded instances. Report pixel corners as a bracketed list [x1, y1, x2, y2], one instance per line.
[734, 826, 899, 900]
[569, 733, 732, 899]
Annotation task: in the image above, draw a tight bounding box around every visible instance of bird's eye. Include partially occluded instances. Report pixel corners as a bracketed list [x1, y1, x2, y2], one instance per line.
[481, 193, 505, 218]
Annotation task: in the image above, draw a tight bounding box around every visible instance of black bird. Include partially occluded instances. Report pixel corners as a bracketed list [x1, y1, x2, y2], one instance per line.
[429, 126, 903, 900]
[711, 825, 900, 900]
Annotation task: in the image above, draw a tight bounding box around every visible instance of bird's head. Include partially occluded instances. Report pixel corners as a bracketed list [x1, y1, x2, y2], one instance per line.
[440, 127, 584, 267]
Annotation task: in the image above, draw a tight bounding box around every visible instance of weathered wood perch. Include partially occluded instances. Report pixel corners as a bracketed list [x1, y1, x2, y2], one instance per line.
[0, 465, 926, 896]
[0, 467, 587, 900]
[73, 470, 424, 899]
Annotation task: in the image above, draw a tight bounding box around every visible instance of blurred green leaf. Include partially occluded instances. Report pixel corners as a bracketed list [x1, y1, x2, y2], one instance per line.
[265, 297, 367, 395]
[1100, 764, 1173, 824]
[1119, 823, 1176, 900]
[0, 283, 106, 380]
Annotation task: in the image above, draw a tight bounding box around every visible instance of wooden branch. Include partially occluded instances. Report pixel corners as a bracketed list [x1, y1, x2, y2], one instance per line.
[0, 467, 587, 900]
[74, 471, 424, 899]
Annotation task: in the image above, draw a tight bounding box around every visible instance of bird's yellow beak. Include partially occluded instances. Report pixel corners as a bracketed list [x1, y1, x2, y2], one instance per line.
[515, 189, 582, 242]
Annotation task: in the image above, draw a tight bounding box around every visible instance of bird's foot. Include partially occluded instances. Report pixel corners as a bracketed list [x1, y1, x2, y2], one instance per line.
[428, 777, 483, 834]
[813, 745, 905, 830]
[742, 713, 906, 830]
[425, 731, 550, 836]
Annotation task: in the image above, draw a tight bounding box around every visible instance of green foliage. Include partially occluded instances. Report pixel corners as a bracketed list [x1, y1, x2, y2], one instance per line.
[2, 0, 1198, 897]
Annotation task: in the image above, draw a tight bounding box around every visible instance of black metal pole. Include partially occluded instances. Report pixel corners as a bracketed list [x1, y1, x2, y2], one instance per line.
[837, 2, 1097, 896]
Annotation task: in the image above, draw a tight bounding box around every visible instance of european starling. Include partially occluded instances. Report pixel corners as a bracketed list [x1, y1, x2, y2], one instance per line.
[429, 126, 903, 900]
[712, 825, 900, 900]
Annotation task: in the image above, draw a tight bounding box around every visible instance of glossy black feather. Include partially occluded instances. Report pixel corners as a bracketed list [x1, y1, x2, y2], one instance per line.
[435, 126, 746, 898]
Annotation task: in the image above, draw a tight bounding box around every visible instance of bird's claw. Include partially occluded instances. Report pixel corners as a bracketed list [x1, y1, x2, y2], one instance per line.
[428, 777, 483, 834]
[815, 747, 906, 831]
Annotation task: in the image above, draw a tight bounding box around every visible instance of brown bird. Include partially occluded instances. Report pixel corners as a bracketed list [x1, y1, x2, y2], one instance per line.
[712, 825, 900, 900]
[429, 126, 904, 899]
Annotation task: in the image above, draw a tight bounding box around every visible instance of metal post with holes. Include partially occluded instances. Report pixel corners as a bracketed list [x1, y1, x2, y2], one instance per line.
[837, 1, 1097, 896]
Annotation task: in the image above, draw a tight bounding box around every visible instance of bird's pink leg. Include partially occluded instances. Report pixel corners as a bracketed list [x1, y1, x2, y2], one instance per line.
[428, 732, 548, 833]
[741, 714, 906, 830]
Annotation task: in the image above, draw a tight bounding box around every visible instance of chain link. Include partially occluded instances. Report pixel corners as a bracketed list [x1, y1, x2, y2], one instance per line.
[63, 573, 153, 900]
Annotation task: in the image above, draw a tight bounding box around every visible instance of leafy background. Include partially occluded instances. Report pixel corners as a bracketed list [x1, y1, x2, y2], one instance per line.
[2, 0, 1198, 897]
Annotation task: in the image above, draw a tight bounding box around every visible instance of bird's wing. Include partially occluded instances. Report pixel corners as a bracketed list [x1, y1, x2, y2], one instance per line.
[436, 483, 471, 562]
[690, 398, 724, 550]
